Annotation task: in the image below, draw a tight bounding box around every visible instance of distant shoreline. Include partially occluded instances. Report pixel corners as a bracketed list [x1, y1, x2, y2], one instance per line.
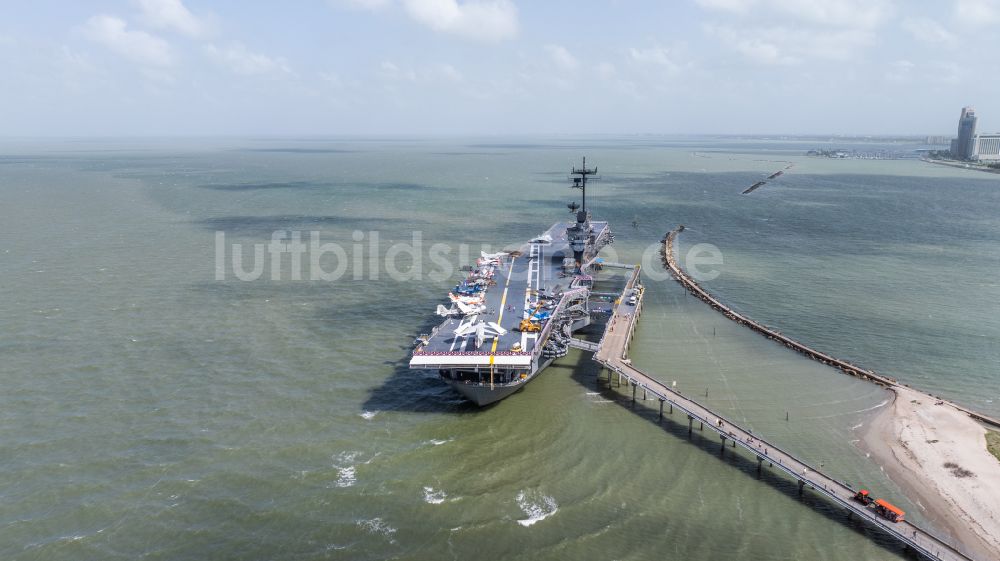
[923, 157, 1000, 175]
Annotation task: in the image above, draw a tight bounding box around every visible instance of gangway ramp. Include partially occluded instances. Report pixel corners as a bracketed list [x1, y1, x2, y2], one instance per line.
[567, 338, 599, 352]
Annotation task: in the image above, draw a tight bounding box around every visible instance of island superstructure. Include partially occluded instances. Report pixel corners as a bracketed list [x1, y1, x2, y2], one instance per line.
[409, 158, 617, 405]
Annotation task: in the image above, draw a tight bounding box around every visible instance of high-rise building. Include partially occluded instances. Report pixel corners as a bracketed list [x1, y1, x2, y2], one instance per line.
[974, 134, 1000, 162]
[952, 106, 978, 160]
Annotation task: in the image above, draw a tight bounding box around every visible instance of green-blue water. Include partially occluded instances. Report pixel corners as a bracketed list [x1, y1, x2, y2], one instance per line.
[2, 137, 998, 560]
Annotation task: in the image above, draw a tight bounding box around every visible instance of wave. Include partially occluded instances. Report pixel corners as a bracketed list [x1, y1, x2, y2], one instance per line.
[356, 517, 397, 544]
[806, 398, 891, 420]
[516, 490, 558, 527]
[423, 486, 447, 504]
[359, 410, 378, 420]
[336, 466, 356, 487]
[333, 450, 376, 488]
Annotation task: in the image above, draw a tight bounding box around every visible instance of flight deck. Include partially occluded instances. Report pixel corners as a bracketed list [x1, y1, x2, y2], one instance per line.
[410, 220, 609, 370]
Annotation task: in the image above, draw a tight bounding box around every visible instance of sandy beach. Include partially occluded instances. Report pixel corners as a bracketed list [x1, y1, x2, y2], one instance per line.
[863, 386, 1000, 560]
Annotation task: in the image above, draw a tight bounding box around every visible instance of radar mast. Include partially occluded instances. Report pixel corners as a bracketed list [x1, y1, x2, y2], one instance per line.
[569, 157, 598, 214]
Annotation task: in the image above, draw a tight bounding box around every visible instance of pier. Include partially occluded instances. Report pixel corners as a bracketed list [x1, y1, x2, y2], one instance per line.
[585, 256, 978, 561]
[662, 227, 1000, 430]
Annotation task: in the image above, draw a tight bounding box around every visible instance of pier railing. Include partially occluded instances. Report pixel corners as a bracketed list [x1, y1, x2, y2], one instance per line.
[584, 233, 979, 561]
[594, 264, 641, 358]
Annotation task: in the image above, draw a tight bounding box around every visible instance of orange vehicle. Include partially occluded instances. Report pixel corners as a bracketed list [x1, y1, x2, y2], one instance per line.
[853, 489, 874, 505]
[873, 499, 905, 522]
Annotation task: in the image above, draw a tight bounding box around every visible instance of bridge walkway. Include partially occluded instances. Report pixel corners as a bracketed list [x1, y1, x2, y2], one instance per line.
[585, 265, 976, 561]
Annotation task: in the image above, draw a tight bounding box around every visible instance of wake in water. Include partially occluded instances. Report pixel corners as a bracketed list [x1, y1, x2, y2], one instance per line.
[516, 490, 558, 527]
[585, 391, 613, 404]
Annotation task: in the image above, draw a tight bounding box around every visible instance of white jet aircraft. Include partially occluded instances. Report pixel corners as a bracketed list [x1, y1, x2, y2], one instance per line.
[448, 292, 485, 306]
[480, 250, 509, 263]
[436, 301, 487, 317]
[454, 319, 508, 349]
[456, 301, 486, 315]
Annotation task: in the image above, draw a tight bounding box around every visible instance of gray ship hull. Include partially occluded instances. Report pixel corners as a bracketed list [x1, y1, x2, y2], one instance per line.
[444, 378, 526, 406]
[441, 357, 556, 406]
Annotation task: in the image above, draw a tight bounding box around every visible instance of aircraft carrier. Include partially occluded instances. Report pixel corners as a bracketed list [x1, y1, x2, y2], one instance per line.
[409, 159, 617, 405]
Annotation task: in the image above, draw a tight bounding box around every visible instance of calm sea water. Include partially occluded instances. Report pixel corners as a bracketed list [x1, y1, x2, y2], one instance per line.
[2, 137, 998, 560]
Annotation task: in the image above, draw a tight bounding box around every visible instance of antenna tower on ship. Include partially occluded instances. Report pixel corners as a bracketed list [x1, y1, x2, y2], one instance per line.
[570, 157, 599, 214]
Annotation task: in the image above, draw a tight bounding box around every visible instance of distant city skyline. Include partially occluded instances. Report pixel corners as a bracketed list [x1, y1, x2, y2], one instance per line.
[2, 0, 999, 136]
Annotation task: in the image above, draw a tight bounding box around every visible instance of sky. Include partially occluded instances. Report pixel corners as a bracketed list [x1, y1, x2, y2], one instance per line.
[1, 0, 999, 136]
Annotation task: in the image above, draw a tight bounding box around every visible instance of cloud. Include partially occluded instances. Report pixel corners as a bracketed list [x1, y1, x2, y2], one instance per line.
[435, 63, 464, 82]
[545, 44, 579, 71]
[762, 0, 893, 29]
[733, 39, 793, 65]
[885, 59, 915, 81]
[319, 71, 345, 88]
[954, 0, 1000, 25]
[136, 0, 209, 36]
[704, 26, 795, 65]
[379, 60, 417, 81]
[58, 45, 97, 74]
[926, 60, 963, 84]
[81, 15, 173, 67]
[629, 44, 684, 71]
[205, 43, 293, 77]
[55, 46, 102, 92]
[900, 17, 956, 44]
[884, 59, 963, 85]
[335, 0, 392, 9]
[697, 0, 889, 66]
[695, 0, 755, 13]
[378, 60, 464, 82]
[401, 0, 518, 41]
[706, 24, 874, 65]
[596, 62, 616, 79]
[697, 0, 894, 29]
